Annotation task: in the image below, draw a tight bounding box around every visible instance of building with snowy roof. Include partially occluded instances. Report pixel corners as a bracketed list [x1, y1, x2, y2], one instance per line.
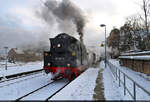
[8, 48, 25, 63]
[119, 51, 150, 76]
[0, 54, 5, 61]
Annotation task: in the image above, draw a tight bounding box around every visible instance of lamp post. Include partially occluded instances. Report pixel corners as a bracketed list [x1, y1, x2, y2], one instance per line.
[4, 47, 8, 70]
[100, 24, 107, 68]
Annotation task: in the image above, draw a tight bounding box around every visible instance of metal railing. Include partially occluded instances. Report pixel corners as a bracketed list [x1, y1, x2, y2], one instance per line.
[106, 60, 150, 101]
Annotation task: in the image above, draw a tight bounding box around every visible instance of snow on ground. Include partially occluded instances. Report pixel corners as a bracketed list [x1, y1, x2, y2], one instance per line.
[0, 72, 44, 87]
[0, 72, 52, 100]
[109, 59, 150, 90]
[0, 61, 21, 67]
[0, 61, 43, 77]
[105, 59, 150, 100]
[51, 68, 99, 100]
[109, 59, 150, 81]
[0, 68, 99, 100]
[22, 79, 68, 100]
[100, 61, 126, 100]
[1, 59, 148, 100]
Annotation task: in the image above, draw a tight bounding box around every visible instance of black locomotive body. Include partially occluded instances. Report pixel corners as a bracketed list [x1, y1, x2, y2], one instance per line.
[43, 33, 88, 80]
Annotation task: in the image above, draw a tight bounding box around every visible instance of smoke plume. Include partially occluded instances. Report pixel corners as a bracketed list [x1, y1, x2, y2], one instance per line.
[38, 0, 86, 42]
[0, 27, 50, 54]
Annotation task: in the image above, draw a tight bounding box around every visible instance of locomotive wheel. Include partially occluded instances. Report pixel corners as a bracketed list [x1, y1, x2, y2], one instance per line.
[45, 69, 50, 74]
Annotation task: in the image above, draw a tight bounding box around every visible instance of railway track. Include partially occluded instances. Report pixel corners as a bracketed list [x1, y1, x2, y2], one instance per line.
[15, 79, 70, 101]
[0, 72, 44, 88]
[45, 81, 70, 101]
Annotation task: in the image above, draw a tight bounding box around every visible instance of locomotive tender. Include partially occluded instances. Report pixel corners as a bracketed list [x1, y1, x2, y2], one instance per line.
[43, 33, 88, 80]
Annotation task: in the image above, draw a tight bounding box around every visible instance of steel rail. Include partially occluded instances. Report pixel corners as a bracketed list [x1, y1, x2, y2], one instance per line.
[0, 73, 43, 88]
[0, 69, 43, 80]
[15, 81, 55, 101]
[0, 71, 43, 83]
[45, 82, 70, 101]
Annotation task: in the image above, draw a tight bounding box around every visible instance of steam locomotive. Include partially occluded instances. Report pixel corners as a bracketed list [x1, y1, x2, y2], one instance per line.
[43, 33, 88, 81]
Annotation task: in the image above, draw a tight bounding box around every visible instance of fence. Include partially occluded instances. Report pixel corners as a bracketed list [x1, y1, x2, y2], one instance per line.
[107, 60, 150, 101]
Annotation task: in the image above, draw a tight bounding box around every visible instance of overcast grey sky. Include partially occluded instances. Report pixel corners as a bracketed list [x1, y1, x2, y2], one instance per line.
[0, 0, 142, 54]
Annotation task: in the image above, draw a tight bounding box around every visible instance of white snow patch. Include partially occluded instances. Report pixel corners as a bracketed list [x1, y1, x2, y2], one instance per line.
[0, 61, 43, 77]
[50, 68, 99, 100]
[0, 73, 52, 100]
[22, 79, 69, 100]
[100, 61, 125, 100]
[107, 59, 150, 100]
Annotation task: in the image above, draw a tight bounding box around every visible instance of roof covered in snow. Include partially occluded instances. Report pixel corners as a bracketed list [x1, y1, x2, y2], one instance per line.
[119, 56, 150, 60]
[121, 51, 150, 56]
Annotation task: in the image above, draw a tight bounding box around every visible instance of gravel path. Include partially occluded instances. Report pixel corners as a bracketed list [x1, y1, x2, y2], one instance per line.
[93, 68, 105, 100]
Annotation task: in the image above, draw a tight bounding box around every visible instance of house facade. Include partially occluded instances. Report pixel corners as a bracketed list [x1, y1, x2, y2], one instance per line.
[0, 54, 5, 61]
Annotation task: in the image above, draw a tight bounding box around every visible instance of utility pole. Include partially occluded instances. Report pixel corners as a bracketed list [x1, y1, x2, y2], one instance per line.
[100, 24, 107, 68]
[4, 47, 8, 70]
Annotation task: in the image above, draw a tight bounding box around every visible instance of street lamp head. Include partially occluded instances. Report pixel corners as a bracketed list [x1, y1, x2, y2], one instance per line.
[100, 24, 106, 27]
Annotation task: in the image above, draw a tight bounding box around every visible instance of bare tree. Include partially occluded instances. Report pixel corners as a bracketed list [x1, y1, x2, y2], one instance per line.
[126, 15, 146, 50]
[141, 0, 150, 37]
[133, 0, 150, 49]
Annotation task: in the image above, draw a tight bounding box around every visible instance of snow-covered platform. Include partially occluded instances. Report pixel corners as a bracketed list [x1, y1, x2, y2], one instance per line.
[50, 68, 99, 100]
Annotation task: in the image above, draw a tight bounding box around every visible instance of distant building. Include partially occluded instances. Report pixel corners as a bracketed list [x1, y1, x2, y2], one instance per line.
[8, 48, 25, 63]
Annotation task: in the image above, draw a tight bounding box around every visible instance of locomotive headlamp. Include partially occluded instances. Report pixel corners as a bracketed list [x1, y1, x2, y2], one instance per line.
[72, 52, 76, 56]
[67, 64, 70, 67]
[53, 46, 56, 48]
[45, 53, 48, 56]
[48, 63, 51, 66]
[57, 44, 61, 48]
